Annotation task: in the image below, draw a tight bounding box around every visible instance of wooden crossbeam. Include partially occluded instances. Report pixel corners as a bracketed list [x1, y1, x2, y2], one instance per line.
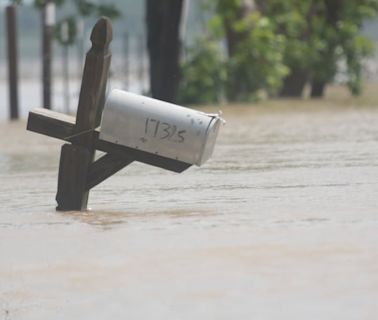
[27, 108, 75, 140]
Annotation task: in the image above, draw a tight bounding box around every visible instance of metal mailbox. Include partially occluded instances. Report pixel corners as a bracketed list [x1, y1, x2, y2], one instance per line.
[100, 89, 223, 166]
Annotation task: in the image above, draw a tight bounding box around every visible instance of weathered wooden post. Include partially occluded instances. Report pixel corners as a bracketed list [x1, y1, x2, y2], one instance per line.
[56, 17, 113, 211]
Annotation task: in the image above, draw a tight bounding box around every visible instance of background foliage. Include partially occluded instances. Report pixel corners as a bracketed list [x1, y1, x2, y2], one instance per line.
[178, 0, 378, 104]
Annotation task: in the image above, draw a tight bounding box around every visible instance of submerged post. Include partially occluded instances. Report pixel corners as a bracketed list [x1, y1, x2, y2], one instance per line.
[56, 17, 112, 211]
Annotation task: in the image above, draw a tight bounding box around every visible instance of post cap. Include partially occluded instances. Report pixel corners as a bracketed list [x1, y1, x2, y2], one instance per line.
[90, 17, 112, 49]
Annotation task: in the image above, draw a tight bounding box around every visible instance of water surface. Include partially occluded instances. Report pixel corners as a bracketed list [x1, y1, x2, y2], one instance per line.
[1, 105, 377, 319]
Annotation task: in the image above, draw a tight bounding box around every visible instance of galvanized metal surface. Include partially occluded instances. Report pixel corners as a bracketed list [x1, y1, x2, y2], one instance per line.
[100, 90, 223, 166]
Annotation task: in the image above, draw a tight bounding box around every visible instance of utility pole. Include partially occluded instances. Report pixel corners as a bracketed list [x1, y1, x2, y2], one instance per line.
[41, 1, 55, 109]
[5, 4, 19, 120]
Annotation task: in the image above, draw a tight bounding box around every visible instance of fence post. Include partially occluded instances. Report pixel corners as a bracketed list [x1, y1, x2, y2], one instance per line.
[5, 5, 19, 120]
[41, 1, 55, 109]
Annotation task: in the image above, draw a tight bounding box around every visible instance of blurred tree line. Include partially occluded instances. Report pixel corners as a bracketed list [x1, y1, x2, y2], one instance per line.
[5, 0, 378, 107]
[149, 0, 378, 105]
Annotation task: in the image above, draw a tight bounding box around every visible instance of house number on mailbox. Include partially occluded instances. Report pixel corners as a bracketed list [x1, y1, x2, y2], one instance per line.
[144, 117, 186, 143]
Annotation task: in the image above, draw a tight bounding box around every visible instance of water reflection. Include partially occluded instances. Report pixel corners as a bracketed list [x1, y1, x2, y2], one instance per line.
[62, 208, 216, 231]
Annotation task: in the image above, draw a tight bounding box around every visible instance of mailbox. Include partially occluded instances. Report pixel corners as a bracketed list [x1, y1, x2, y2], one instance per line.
[100, 89, 224, 166]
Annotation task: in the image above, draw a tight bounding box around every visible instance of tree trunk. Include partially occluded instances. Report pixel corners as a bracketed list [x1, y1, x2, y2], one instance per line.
[221, 0, 253, 101]
[310, 80, 326, 98]
[279, 2, 317, 98]
[279, 70, 308, 98]
[146, 0, 183, 103]
[223, 16, 244, 101]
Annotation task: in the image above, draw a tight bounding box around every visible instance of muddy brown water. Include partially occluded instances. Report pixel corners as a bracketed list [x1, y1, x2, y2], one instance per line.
[0, 105, 378, 319]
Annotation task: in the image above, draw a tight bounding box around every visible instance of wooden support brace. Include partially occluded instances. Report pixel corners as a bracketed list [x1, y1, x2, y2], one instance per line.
[86, 153, 133, 190]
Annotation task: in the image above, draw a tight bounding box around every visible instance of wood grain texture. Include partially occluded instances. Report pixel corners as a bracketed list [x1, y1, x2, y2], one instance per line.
[56, 17, 113, 211]
[74, 17, 112, 146]
[27, 108, 75, 140]
[56, 144, 92, 211]
[86, 153, 134, 190]
[92, 132, 191, 173]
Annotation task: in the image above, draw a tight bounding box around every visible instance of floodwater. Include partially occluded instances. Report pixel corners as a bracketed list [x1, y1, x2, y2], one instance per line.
[0, 103, 378, 319]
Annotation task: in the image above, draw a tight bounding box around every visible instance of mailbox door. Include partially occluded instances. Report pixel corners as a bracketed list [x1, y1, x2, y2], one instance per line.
[198, 116, 222, 165]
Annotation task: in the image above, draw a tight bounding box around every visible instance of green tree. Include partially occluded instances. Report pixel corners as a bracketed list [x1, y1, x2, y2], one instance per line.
[260, 0, 319, 97]
[178, 38, 226, 104]
[218, 0, 289, 101]
[180, 0, 378, 103]
[264, 0, 378, 97]
[179, 0, 288, 104]
[314, 0, 377, 96]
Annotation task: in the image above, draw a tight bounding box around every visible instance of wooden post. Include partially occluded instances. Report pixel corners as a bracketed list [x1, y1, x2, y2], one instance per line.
[56, 17, 112, 211]
[5, 5, 19, 120]
[41, 1, 54, 109]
